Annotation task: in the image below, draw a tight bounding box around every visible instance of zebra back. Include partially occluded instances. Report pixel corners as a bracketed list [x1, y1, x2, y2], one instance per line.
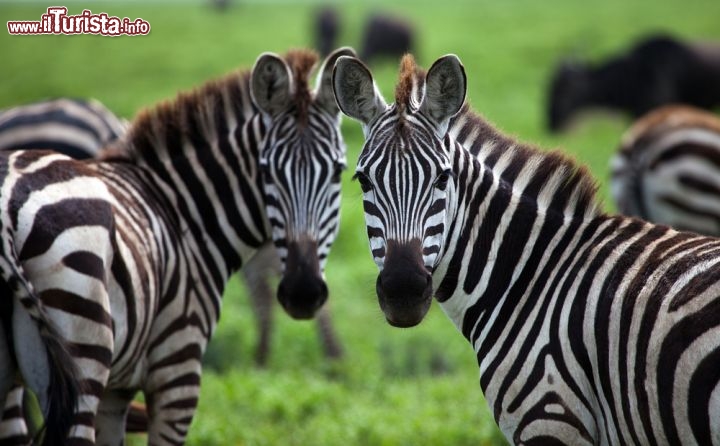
[0, 98, 127, 158]
[611, 105, 720, 235]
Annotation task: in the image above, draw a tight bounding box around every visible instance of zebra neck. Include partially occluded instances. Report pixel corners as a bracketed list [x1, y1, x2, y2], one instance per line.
[434, 126, 601, 348]
[121, 72, 270, 292]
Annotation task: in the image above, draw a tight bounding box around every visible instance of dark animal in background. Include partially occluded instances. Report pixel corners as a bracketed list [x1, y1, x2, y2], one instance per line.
[611, 105, 720, 234]
[360, 14, 415, 64]
[314, 7, 339, 57]
[209, 0, 230, 11]
[547, 34, 720, 132]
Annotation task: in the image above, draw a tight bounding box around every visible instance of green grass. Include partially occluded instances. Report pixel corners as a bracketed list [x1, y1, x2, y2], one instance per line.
[3, 1, 720, 444]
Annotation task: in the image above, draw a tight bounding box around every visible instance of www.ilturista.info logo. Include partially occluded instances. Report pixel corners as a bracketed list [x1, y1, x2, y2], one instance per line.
[7, 7, 150, 36]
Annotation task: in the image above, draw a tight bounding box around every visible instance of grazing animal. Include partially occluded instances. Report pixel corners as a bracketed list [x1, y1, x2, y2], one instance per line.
[359, 14, 415, 64]
[334, 53, 720, 445]
[0, 98, 127, 159]
[314, 7, 340, 58]
[0, 46, 354, 445]
[611, 105, 720, 235]
[547, 34, 720, 132]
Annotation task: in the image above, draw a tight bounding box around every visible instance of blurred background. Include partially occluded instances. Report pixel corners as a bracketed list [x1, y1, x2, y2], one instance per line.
[2, 0, 719, 444]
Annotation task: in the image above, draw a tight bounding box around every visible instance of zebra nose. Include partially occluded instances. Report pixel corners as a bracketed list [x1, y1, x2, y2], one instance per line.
[276, 238, 327, 320]
[376, 239, 433, 327]
[277, 275, 328, 320]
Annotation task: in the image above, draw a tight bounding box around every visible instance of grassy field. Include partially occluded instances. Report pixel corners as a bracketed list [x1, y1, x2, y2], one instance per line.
[2, 1, 720, 445]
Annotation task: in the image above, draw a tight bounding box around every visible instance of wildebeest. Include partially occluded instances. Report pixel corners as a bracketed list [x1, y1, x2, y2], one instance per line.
[314, 7, 340, 57]
[547, 34, 720, 132]
[360, 14, 415, 64]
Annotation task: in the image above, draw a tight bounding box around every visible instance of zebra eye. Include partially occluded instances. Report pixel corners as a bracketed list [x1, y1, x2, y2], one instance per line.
[259, 163, 272, 182]
[353, 172, 373, 193]
[434, 169, 453, 190]
[332, 164, 345, 183]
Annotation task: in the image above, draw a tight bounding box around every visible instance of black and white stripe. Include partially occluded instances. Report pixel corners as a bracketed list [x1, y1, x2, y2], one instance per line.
[611, 105, 720, 235]
[0, 98, 127, 159]
[334, 54, 720, 445]
[0, 46, 354, 445]
[0, 97, 130, 444]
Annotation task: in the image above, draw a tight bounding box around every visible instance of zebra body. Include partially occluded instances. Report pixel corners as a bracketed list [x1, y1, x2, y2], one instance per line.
[334, 54, 720, 445]
[0, 96, 344, 368]
[611, 105, 720, 235]
[0, 47, 353, 445]
[0, 98, 127, 159]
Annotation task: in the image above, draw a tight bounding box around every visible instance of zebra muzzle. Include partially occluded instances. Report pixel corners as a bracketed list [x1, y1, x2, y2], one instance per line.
[376, 239, 433, 328]
[277, 238, 328, 320]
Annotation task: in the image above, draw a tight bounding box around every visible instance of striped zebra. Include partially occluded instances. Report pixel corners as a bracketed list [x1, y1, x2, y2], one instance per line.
[0, 98, 128, 159]
[611, 105, 720, 236]
[0, 97, 344, 365]
[0, 97, 131, 444]
[0, 46, 354, 445]
[333, 54, 720, 445]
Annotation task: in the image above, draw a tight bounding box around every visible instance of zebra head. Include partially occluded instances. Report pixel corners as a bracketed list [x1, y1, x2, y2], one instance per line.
[250, 47, 354, 319]
[333, 54, 466, 327]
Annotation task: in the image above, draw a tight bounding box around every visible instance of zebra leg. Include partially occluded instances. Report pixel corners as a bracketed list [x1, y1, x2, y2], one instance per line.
[243, 244, 280, 367]
[144, 355, 203, 444]
[245, 269, 274, 367]
[315, 305, 343, 359]
[94, 389, 135, 445]
[0, 317, 14, 413]
[0, 385, 30, 446]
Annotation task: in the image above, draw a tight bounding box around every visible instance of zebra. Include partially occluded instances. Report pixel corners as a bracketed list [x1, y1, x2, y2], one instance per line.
[0, 97, 345, 365]
[0, 95, 344, 443]
[611, 104, 720, 236]
[0, 46, 354, 445]
[0, 97, 130, 444]
[333, 53, 720, 445]
[0, 98, 128, 159]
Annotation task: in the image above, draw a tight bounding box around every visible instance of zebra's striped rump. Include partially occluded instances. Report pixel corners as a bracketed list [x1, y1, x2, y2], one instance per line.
[336, 53, 720, 445]
[611, 105, 720, 234]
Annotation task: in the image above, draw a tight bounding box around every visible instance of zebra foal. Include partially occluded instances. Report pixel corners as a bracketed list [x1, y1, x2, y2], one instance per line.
[333, 54, 720, 445]
[0, 46, 354, 445]
[611, 105, 720, 236]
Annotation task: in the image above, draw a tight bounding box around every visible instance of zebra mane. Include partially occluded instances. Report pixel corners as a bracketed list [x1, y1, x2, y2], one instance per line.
[109, 49, 320, 162]
[110, 68, 254, 163]
[451, 103, 602, 218]
[284, 49, 320, 127]
[395, 54, 426, 116]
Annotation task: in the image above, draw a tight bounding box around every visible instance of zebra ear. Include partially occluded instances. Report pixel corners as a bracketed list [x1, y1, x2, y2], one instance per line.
[332, 56, 387, 129]
[251, 53, 295, 117]
[315, 47, 358, 115]
[420, 55, 466, 136]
